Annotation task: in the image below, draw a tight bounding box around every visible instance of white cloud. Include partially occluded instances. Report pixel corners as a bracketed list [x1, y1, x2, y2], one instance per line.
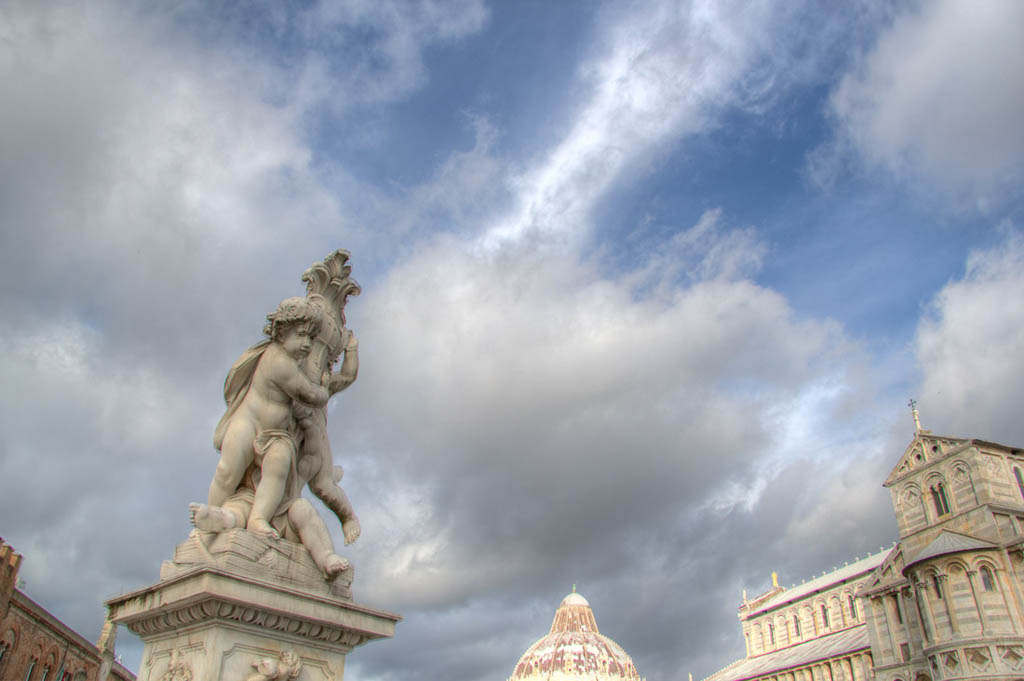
[916, 227, 1024, 442]
[341, 209, 870, 614]
[827, 0, 1024, 197]
[479, 0, 777, 250]
[295, 0, 488, 112]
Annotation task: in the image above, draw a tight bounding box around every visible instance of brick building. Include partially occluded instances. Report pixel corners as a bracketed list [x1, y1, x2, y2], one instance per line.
[0, 538, 135, 681]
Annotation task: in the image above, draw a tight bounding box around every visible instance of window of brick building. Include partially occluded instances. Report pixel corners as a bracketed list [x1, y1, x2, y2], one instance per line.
[848, 595, 858, 620]
[821, 604, 830, 629]
[981, 566, 996, 591]
[931, 483, 951, 516]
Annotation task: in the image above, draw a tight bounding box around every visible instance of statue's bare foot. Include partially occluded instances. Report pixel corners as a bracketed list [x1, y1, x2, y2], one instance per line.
[247, 517, 280, 540]
[324, 554, 350, 579]
[189, 503, 237, 533]
[342, 516, 361, 545]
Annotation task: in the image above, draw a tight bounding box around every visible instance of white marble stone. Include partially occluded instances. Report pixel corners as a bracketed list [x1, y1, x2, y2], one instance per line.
[107, 532, 399, 681]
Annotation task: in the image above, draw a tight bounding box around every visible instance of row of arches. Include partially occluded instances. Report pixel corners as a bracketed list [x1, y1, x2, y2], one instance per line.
[0, 626, 87, 681]
[747, 590, 864, 656]
[910, 555, 1014, 642]
[740, 651, 873, 681]
[872, 553, 1017, 667]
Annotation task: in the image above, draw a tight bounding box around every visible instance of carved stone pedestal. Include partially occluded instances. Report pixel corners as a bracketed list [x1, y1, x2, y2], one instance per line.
[106, 530, 399, 681]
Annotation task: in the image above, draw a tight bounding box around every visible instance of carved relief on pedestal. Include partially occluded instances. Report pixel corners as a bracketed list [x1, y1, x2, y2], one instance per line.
[244, 650, 302, 681]
[159, 649, 193, 681]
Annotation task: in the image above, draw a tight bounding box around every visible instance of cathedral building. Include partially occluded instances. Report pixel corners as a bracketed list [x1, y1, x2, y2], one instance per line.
[705, 424, 1024, 681]
[508, 589, 646, 681]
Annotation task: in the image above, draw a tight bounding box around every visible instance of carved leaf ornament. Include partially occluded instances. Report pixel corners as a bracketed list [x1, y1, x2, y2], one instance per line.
[302, 250, 361, 324]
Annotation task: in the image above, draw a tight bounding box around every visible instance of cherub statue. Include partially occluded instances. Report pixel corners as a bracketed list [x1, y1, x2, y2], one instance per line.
[190, 250, 362, 580]
[201, 296, 329, 538]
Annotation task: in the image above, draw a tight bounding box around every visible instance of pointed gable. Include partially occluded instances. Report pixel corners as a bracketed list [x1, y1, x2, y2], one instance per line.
[859, 544, 905, 597]
[884, 432, 971, 488]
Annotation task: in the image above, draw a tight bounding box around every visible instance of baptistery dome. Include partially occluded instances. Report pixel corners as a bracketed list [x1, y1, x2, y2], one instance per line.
[508, 590, 645, 681]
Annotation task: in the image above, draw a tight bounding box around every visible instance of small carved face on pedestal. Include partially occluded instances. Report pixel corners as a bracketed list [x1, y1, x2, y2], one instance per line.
[280, 322, 316, 361]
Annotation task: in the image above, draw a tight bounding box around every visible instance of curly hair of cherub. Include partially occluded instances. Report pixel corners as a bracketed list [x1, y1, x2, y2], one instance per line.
[263, 296, 322, 341]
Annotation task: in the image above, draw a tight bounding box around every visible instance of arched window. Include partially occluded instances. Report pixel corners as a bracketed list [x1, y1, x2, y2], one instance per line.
[793, 614, 801, 638]
[981, 566, 996, 591]
[768, 623, 775, 646]
[931, 482, 951, 516]
[1015, 468, 1024, 500]
[820, 604, 830, 629]
[932, 574, 943, 599]
[848, 595, 858, 620]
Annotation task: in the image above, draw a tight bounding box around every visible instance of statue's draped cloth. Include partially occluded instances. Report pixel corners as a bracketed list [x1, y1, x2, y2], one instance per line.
[213, 339, 304, 529]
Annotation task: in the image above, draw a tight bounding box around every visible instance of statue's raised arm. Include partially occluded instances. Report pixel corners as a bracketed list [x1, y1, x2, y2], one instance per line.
[295, 251, 363, 545]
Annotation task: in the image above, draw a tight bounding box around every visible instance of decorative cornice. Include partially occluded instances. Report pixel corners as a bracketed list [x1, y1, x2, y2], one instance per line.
[121, 594, 374, 651]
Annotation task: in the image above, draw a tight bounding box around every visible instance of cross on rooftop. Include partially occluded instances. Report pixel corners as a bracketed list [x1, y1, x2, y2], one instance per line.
[908, 398, 921, 432]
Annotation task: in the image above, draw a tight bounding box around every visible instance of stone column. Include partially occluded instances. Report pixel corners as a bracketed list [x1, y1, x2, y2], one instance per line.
[107, 530, 400, 681]
[965, 569, 989, 634]
[876, 595, 898, 665]
[911, 580, 935, 644]
[993, 566, 1017, 633]
[895, 589, 919, 655]
[936, 574, 959, 636]
[1003, 549, 1024, 633]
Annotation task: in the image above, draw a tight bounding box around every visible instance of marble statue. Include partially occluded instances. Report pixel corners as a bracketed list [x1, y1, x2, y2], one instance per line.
[189, 250, 362, 580]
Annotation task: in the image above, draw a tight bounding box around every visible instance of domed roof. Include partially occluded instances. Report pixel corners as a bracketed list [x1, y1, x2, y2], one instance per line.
[508, 590, 644, 681]
[560, 592, 590, 607]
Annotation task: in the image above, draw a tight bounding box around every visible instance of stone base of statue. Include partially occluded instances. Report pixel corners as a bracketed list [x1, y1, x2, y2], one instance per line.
[106, 530, 399, 681]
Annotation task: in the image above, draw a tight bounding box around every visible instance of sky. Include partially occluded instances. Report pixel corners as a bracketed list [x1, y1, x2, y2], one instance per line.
[1, 1, 1023, 680]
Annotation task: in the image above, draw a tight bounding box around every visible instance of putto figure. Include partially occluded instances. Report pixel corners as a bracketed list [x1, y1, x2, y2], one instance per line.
[189, 250, 362, 580]
[206, 296, 328, 538]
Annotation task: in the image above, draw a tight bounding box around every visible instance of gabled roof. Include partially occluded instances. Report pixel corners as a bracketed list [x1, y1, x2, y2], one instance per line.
[703, 625, 869, 681]
[884, 433, 971, 487]
[904, 529, 997, 569]
[747, 549, 891, 616]
[860, 544, 905, 596]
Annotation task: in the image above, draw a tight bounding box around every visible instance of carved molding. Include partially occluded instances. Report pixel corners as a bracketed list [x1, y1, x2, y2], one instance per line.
[123, 597, 371, 650]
